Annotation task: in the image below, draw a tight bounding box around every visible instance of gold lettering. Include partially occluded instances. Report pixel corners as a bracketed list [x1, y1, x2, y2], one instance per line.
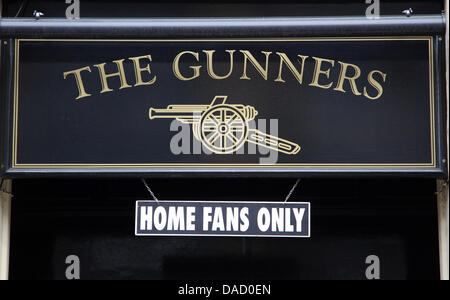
[203, 50, 236, 80]
[173, 51, 202, 81]
[364, 70, 387, 100]
[240, 50, 272, 81]
[93, 59, 132, 94]
[275, 53, 309, 84]
[309, 57, 335, 89]
[334, 61, 362, 96]
[63, 66, 92, 100]
[128, 55, 157, 87]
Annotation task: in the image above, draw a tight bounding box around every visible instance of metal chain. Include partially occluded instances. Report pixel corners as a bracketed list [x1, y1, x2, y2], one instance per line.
[284, 179, 301, 203]
[15, 0, 29, 18]
[141, 178, 299, 204]
[141, 179, 159, 203]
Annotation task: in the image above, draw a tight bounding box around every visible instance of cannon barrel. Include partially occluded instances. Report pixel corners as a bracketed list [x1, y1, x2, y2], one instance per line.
[149, 104, 258, 122]
[149, 105, 209, 120]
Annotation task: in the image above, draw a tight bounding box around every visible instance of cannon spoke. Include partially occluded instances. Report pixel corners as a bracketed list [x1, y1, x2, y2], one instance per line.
[230, 126, 244, 133]
[207, 132, 220, 145]
[227, 132, 239, 144]
[209, 114, 221, 125]
[226, 115, 238, 125]
[220, 110, 226, 122]
[202, 126, 217, 132]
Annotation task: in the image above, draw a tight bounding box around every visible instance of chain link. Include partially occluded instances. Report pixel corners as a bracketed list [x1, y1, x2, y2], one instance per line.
[284, 179, 301, 203]
[141, 179, 159, 203]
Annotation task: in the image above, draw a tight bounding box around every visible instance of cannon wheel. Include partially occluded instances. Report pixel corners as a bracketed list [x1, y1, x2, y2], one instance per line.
[200, 105, 248, 154]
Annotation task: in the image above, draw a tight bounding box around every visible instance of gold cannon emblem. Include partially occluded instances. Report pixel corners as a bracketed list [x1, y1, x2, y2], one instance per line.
[149, 96, 301, 155]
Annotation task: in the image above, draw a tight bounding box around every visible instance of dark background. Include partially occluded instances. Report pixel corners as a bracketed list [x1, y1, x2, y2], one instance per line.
[9, 178, 440, 280]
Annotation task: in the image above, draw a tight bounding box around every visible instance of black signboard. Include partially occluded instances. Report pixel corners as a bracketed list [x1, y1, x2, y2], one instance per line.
[0, 37, 446, 176]
[135, 201, 311, 238]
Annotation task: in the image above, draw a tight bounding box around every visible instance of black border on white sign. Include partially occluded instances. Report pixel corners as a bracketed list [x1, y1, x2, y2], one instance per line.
[135, 200, 311, 238]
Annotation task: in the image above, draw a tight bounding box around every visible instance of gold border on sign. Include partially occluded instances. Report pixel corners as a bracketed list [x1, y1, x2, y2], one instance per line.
[11, 37, 437, 169]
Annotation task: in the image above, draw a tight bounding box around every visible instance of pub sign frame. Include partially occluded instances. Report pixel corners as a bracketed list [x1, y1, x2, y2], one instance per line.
[0, 20, 447, 177]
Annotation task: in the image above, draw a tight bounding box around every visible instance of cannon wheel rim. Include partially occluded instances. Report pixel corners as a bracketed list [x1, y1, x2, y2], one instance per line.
[200, 105, 248, 154]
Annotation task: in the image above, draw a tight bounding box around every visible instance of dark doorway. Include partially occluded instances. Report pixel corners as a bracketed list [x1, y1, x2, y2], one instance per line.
[8, 178, 440, 280]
